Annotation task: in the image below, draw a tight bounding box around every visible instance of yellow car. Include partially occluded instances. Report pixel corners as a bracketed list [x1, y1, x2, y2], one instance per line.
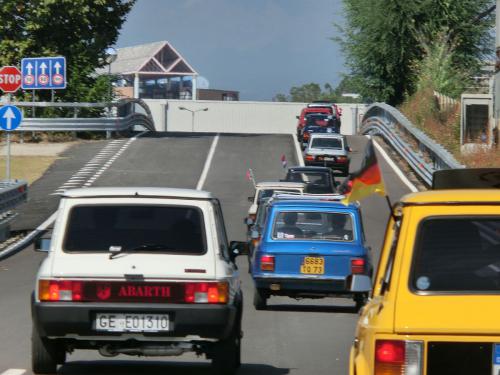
[350, 169, 500, 375]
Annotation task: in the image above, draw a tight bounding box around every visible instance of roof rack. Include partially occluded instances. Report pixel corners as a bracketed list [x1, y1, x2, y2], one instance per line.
[432, 168, 500, 190]
[271, 190, 304, 196]
[273, 193, 346, 201]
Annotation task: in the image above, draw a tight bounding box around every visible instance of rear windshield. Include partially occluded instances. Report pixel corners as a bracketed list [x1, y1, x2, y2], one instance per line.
[272, 211, 354, 241]
[411, 217, 500, 292]
[311, 138, 342, 149]
[63, 205, 206, 254]
[287, 172, 329, 185]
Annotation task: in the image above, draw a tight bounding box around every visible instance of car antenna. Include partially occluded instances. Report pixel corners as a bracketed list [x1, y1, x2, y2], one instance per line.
[385, 195, 397, 220]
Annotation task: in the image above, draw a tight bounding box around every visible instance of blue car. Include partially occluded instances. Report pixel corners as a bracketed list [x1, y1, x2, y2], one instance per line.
[251, 198, 372, 310]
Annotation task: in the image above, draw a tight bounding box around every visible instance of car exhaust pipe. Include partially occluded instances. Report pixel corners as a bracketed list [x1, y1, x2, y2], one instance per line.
[99, 343, 193, 357]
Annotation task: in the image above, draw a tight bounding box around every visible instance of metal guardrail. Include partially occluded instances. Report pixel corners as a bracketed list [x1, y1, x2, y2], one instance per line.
[360, 102, 464, 186]
[0, 180, 28, 240]
[1, 98, 156, 132]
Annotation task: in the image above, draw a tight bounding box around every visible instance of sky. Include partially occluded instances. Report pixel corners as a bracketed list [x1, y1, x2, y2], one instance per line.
[117, 0, 346, 101]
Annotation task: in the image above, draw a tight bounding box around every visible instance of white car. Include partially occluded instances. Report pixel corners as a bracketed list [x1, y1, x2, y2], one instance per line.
[304, 133, 350, 176]
[247, 181, 306, 221]
[31, 187, 246, 375]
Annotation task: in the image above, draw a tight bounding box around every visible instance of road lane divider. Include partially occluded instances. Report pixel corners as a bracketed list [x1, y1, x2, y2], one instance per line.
[292, 134, 305, 166]
[196, 134, 220, 190]
[0, 369, 26, 375]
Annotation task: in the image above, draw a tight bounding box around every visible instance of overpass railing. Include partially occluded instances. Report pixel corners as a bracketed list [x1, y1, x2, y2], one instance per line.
[361, 102, 464, 186]
[4, 98, 155, 132]
[0, 180, 28, 242]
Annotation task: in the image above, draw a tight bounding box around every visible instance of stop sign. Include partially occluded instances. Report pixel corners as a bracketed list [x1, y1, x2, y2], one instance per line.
[0, 66, 22, 93]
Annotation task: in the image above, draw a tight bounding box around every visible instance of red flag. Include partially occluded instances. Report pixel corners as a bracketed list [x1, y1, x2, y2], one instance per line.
[281, 154, 287, 168]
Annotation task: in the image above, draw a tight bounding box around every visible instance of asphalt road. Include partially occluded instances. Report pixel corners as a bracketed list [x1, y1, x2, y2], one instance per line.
[0, 132, 411, 375]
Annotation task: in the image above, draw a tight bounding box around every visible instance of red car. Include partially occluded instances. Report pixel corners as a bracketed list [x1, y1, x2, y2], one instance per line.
[296, 107, 331, 132]
[296, 103, 342, 138]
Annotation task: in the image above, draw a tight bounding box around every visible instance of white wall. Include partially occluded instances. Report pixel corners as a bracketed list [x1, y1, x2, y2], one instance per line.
[143, 99, 367, 135]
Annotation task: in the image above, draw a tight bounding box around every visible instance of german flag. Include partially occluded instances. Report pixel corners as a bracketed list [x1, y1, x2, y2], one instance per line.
[342, 140, 385, 204]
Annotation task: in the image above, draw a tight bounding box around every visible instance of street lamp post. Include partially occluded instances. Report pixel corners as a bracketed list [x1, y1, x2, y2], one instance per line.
[179, 106, 209, 132]
[105, 47, 118, 139]
[105, 47, 118, 101]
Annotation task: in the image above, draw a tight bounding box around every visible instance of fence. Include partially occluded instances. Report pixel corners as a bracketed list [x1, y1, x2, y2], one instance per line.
[361, 102, 464, 186]
[143, 99, 367, 135]
[2, 98, 155, 132]
[0, 180, 27, 241]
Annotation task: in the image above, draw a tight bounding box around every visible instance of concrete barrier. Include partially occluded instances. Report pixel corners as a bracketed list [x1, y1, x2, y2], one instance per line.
[143, 99, 367, 135]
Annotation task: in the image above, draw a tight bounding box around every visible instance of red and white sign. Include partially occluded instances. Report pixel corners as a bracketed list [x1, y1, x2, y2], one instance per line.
[0, 66, 22, 93]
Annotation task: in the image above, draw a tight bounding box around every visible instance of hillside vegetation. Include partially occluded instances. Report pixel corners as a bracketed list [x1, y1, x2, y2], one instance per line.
[399, 87, 499, 168]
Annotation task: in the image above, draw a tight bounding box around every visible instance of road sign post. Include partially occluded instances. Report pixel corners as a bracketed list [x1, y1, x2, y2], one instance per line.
[0, 65, 23, 181]
[0, 66, 22, 93]
[0, 103, 23, 181]
[21, 57, 66, 90]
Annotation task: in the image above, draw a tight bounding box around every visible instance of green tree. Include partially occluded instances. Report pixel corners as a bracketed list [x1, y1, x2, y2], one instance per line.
[0, 0, 135, 103]
[273, 93, 289, 102]
[337, 0, 494, 105]
[414, 31, 470, 98]
[274, 79, 364, 103]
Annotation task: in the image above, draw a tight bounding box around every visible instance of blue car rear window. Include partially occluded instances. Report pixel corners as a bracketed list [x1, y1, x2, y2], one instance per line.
[272, 211, 354, 242]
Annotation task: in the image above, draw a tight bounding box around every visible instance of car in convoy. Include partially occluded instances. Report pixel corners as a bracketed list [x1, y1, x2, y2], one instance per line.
[31, 187, 246, 375]
[300, 124, 339, 148]
[304, 133, 351, 176]
[307, 101, 342, 128]
[250, 197, 372, 310]
[283, 166, 338, 194]
[247, 196, 273, 269]
[247, 181, 306, 222]
[349, 169, 500, 375]
[296, 106, 333, 138]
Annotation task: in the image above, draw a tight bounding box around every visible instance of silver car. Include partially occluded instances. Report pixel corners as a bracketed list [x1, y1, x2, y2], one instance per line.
[304, 133, 350, 176]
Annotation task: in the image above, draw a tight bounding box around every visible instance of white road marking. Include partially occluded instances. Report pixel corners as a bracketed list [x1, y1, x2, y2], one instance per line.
[52, 130, 149, 195]
[196, 134, 220, 190]
[372, 138, 419, 192]
[0, 369, 26, 375]
[292, 133, 305, 166]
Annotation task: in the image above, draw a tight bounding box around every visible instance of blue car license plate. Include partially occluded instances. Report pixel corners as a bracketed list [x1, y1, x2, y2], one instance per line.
[300, 256, 324, 274]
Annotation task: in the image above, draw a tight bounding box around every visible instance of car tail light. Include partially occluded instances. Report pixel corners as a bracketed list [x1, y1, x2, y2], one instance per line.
[39, 279, 83, 301]
[375, 340, 423, 375]
[260, 255, 275, 272]
[337, 156, 347, 163]
[305, 154, 315, 161]
[184, 282, 228, 304]
[351, 258, 365, 274]
[303, 132, 310, 140]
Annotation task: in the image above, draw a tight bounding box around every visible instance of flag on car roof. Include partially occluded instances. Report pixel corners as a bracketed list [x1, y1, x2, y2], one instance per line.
[246, 168, 256, 187]
[281, 154, 287, 169]
[342, 140, 385, 204]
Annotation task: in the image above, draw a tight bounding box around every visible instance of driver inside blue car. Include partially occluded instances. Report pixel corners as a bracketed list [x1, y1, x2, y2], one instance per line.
[325, 213, 352, 240]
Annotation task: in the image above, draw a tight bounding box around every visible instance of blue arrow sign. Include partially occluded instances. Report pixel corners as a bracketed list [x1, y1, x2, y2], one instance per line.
[21, 56, 66, 90]
[0, 105, 22, 131]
